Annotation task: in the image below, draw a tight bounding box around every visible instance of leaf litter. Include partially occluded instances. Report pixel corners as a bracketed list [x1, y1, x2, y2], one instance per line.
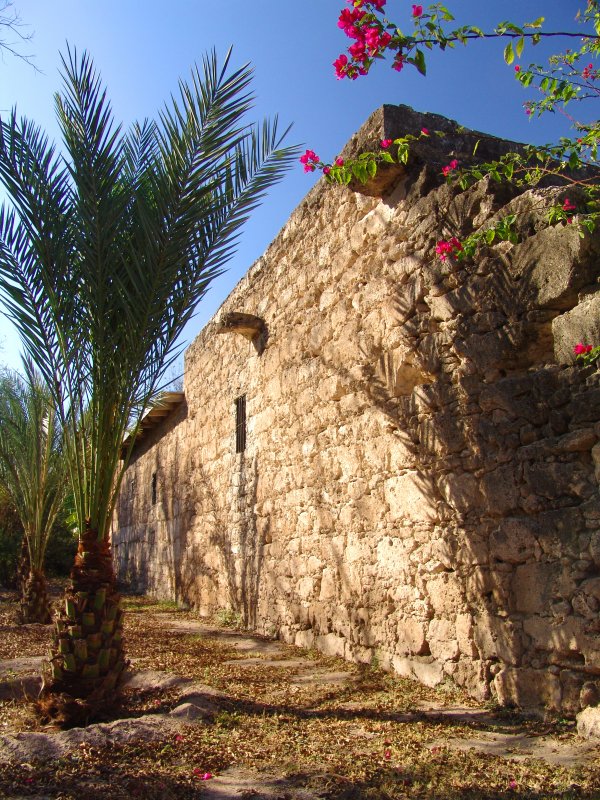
[0, 589, 598, 799]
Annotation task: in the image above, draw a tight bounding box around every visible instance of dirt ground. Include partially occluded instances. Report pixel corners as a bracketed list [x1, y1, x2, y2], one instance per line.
[0, 588, 599, 799]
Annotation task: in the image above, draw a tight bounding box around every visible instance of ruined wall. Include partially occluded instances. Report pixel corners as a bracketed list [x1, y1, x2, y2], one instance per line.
[113, 105, 600, 712]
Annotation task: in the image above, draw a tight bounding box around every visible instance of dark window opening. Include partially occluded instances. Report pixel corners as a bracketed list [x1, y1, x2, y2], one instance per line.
[235, 395, 246, 453]
[151, 472, 157, 505]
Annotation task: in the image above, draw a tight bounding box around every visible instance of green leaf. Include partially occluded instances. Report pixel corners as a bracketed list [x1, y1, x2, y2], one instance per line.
[414, 48, 427, 76]
[524, 16, 545, 29]
[397, 143, 409, 164]
[504, 42, 514, 65]
[515, 37, 524, 58]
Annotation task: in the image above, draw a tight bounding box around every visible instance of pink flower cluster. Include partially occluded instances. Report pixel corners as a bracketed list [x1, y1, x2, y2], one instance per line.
[574, 343, 594, 355]
[563, 197, 576, 223]
[582, 62, 598, 80]
[412, 5, 423, 17]
[442, 159, 458, 177]
[334, 0, 391, 79]
[300, 149, 320, 173]
[392, 53, 405, 72]
[436, 237, 463, 261]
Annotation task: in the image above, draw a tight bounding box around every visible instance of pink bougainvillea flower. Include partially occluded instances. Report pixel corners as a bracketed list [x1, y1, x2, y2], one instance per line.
[436, 237, 462, 261]
[338, 7, 366, 37]
[384, 748, 392, 759]
[175, 734, 184, 742]
[323, 166, 331, 175]
[574, 343, 594, 354]
[371, 0, 386, 10]
[508, 779, 518, 790]
[349, 40, 368, 62]
[335, 157, 345, 166]
[514, 65, 521, 72]
[412, 4, 424, 17]
[420, 127, 429, 135]
[380, 139, 393, 148]
[193, 769, 214, 780]
[442, 159, 458, 177]
[392, 53, 405, 72]
[300, 149, 318, 165]
[334, 53, 350, 79]
[562, 198, 576, 212]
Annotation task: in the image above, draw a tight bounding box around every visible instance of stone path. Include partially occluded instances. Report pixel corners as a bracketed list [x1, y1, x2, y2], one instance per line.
[1, 614, 599, 799]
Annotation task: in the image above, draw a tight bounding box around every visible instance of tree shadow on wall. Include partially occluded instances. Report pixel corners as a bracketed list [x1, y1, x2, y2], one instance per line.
[198, 453, 268, 628]
[310, 167, 600, 697]
[158, 438, 212, 605]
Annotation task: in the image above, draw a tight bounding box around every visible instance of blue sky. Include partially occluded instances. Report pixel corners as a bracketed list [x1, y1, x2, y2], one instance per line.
[0, 1, 592, 372]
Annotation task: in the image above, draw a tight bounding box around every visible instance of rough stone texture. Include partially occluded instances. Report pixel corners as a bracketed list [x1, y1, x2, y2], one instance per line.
[577, 706, 600, 741]
[112, 104, 600, 713]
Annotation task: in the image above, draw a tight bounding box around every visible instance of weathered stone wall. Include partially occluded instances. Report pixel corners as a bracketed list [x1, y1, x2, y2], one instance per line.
[113, 105, 600, 712]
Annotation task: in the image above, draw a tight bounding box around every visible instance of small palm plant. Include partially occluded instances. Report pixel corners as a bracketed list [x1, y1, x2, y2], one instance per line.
[0, 47, 296, 723]
[0, 359, 67, 623]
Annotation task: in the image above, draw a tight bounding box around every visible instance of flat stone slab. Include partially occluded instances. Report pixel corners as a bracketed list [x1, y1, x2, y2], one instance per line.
[122, 668, 192, 693]
[432, 732, 599, 768]
[0, 712, 184, 764]
[292, 670, 354, 686]
[224, 657, 309, 668]
[0, 657, 45, 678]
[0, 658, 45, 700]
[0, 674, 227, 765]
[152, 614, 286, 654]
[198, 767, 321, 800]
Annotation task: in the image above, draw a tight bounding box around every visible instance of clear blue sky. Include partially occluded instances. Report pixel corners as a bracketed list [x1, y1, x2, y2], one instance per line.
[0, 1, 592, 372]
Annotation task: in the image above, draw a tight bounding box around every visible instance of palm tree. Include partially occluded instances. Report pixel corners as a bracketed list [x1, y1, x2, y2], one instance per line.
[0, 359, 67, 623]
[0, 47, 297, 722]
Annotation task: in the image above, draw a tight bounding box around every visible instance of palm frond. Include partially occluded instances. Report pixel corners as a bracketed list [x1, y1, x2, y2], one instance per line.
[0, 47, 298, 541]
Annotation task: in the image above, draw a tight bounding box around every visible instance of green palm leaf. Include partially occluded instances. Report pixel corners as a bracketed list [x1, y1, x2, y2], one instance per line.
[0, 45, 298, 545]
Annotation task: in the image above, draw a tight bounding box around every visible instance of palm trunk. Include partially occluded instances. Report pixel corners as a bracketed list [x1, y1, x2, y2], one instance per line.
[20, 567, 52, 624]
[16, 536, 29, 599]
[43, 526, 127, 725]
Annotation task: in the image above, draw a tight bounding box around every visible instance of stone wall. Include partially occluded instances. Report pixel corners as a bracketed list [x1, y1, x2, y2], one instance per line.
[113, 105, 600, 713]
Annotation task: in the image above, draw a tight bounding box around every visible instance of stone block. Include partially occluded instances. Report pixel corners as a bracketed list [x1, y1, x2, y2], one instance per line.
[494, 667, 562, 710]
[391, 655, 414, 679]
[455, 613, 478, 658]
[490, 517, 539, 564]
[509, 223, 600, 309]
[577, 706, 600, 740]
[553, 292, 600, 364]
[473, 612, 522, 664]
[480, 466, 519, 515]
[428, 618, 459, 661]
[319, 567, 337, 603]
[411, 657, 444, 688]
[316, 632, 346, 659]
[512, 562, 559, 615]
[384, 471, 438, 522]
[396, 618, 428, 656]
[523, 616, 586, 657]
[438, 472, 482, 515]
[524, 462, 590, 500]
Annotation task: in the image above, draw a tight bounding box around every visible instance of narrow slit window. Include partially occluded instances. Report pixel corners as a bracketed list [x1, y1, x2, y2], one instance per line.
[151, 472, 157, 505]
[235, 395, 246, 453]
